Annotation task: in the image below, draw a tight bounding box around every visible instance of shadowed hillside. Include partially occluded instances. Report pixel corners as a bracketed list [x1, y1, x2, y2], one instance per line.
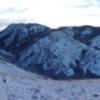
[0, 23, 100, 79]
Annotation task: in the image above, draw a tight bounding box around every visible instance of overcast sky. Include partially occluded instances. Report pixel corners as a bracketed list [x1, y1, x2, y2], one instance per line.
[0, 0, 100, 30]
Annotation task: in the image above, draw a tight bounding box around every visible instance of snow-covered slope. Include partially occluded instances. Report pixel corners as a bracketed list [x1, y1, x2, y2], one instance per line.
[0, 23, 100, 79]
[0, 59, 43, 80]
[0, 60, 100, 100]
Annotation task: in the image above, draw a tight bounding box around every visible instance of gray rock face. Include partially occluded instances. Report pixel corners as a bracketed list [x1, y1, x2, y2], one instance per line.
[0, 23, 50, 54]
[0, 23, 100, 79]
[80, 48, 100, 77]
[0, 49, 15, 63]
[90, 36, 100, 50]
[18, 31, 87, 79]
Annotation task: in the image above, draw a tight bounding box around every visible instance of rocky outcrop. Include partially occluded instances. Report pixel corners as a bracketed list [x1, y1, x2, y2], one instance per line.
[0, 23, 50, 54]
[0, 49, 15, 63]
[0, 23, 100, 79]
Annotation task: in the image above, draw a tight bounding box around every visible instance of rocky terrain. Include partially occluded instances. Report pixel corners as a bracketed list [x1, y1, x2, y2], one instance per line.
[0, 23, 100, 79]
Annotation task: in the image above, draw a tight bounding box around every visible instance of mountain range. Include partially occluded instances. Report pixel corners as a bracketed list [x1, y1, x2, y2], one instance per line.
[0, 23, 100, 79]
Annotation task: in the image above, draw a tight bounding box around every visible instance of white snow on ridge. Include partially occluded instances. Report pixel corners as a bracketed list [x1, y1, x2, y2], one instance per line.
[81, 27, 93, 36]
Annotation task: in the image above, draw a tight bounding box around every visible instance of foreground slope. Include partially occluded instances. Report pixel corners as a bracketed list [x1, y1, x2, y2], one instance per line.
[0, 59, 43, 80]
[0, 60, 100, 100]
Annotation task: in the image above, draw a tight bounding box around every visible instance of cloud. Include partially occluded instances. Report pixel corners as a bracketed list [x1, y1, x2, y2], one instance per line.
[68, 3, 95, 8]
[0, 18, 33, 30]
[0, 0, 100, 29]
[0, 7, 29, 14]
[65, 0, 100, 8]
[86, 14, 100, 18]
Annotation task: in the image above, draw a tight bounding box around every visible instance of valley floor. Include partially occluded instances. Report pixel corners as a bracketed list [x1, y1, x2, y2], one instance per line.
[0, 74, 100, 100]
[0, 60, 100, 100]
